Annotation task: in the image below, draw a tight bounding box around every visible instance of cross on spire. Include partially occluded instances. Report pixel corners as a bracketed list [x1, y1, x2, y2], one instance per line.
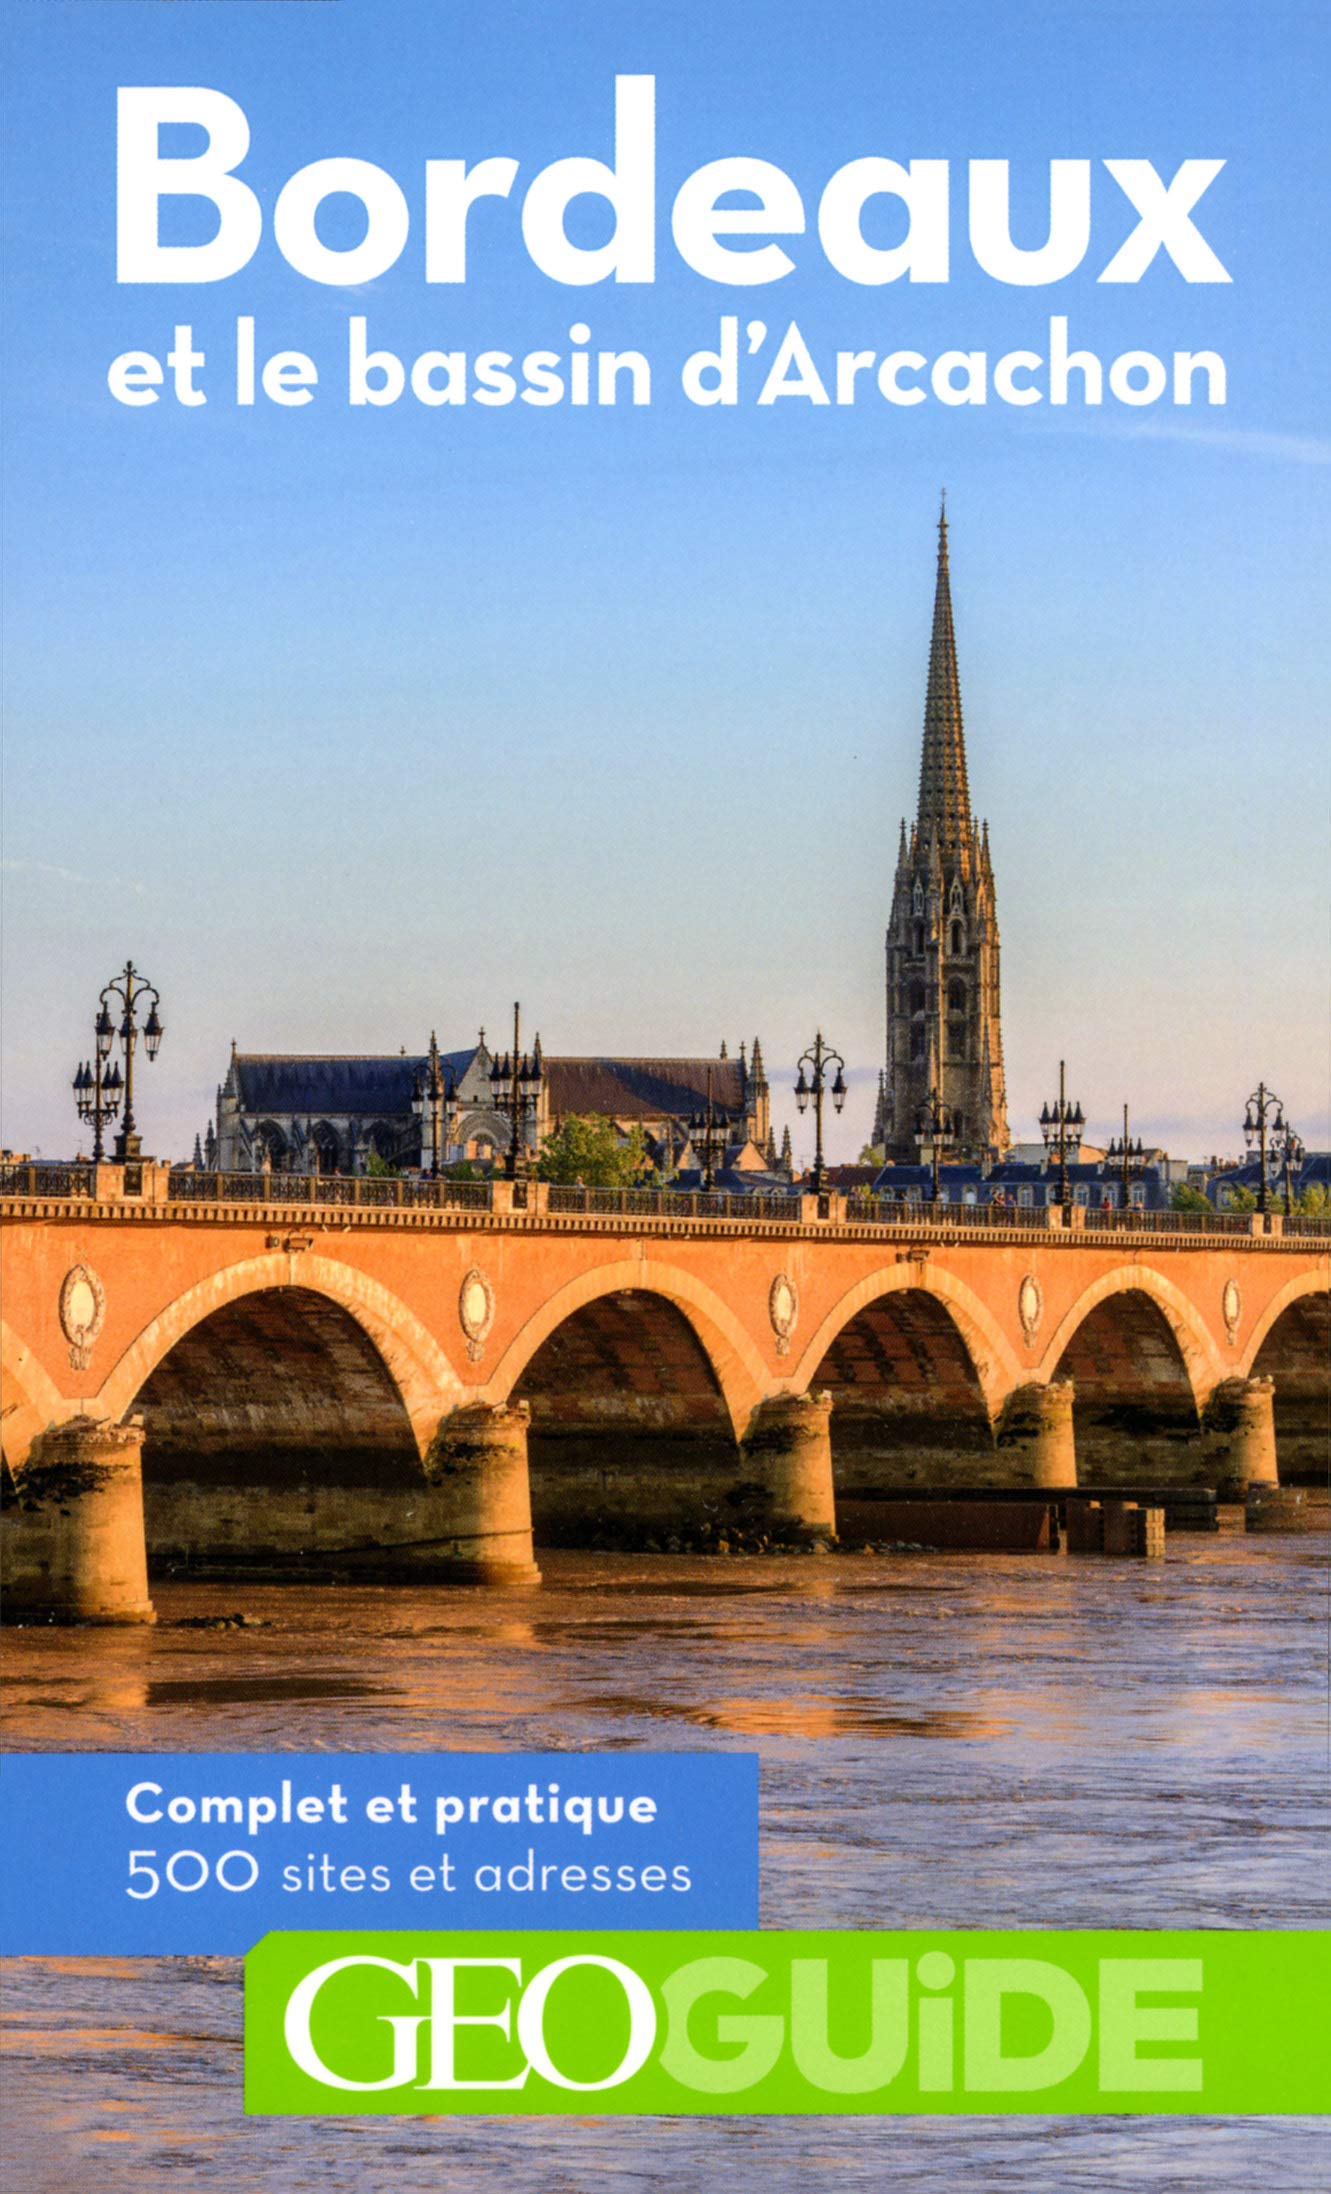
[916, 495, 972, 843]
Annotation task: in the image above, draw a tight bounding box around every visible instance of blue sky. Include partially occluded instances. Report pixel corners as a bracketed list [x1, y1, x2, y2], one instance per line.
[2, 0, 1327, 1165]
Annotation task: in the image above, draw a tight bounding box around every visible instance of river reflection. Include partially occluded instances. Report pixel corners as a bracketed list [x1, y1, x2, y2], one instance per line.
[3, 1523, 1328, 2190]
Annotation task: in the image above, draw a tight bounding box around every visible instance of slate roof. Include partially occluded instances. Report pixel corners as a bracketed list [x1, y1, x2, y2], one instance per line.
[233, 1052, 474, 1118]
[543, 1057, 747, 1121]
[872, 1162, 987, 1191]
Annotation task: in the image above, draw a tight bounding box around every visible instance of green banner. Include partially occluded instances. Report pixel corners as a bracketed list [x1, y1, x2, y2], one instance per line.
[245, 1928, 1330, 2115]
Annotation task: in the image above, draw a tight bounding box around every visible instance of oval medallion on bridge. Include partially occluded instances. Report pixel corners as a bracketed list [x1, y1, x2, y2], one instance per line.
[1017, 1273, 1043, 1347]
[459, 1268, 495, 1364]
[768, 1273, 799, 1358]
[59, 1262, 106, 1372]
[1222, 1278, 1242, 1346]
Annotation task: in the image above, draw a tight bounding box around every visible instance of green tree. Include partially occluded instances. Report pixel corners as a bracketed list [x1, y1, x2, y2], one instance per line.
[1169, 1183, 1214, 1213]
[858, 1143, 886, 1166]
[537, 1115, 649, 1187]
[365, 1149, 400, 1178]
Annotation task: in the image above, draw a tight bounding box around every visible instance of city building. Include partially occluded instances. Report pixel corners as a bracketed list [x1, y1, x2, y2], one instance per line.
[870, 1157, 1173, 1211]
[872, 505, 1010, 1168]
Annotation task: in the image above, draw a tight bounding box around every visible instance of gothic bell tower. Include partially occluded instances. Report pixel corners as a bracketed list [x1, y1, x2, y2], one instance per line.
[873, 504, 1010, 1167]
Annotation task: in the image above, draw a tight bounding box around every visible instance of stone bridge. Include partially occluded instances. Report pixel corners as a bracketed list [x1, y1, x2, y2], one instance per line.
[2, 1168, 1327, 1618]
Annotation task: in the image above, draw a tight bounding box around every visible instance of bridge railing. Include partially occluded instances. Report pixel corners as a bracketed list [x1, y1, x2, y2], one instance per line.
[844, 1196, 1048, 1229]
[0, 1160, 96, 1199]
[1081, 1205, 1256, 1237]
[3, 1161, 1327, 1240]
[546, 1185, 798, 1222]
[163, 1168, 495, 1212]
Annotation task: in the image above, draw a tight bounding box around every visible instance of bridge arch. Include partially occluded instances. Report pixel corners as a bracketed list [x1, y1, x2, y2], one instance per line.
[487, 1260, 772, 1548]
[486, 1258, 769, 1441]
[786, 1265, 1018, 1502]
[1036, 1263, 1224, 1488]
[1035, 1263, 1223, 1408]
[790, 1265, 1021, 1419]
[93, 1251, 463, 1460]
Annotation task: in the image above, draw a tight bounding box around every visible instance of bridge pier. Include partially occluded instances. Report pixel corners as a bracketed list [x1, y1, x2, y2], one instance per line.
[742, 1392, 837, 1542]
[423, 1402, 542, 1584]
[1, 1416, 155, 1625]
[995, 1380, 1078, 1488]
[1209, 1375, 1280, 1500]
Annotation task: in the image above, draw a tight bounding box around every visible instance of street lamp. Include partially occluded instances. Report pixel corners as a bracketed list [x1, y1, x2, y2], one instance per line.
[1106, 1104, 1146, 1210]
[72, 1052, 123, 1163]
[90, 963, 163, 1161]
[794, 1032, 847, 1197]
[489, 1002, 543, 1181]
[1040, 1060, 1084, 1208]
[413, 1031, 456, 1178]
[915, 1086, 955, 1205]
[689, 1065, 729, 1191]
[1243, 1084, 1301, 1216]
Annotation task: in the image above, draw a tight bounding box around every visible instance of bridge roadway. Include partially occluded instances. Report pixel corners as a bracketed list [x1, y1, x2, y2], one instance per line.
[2, 1166, 1327, 1619]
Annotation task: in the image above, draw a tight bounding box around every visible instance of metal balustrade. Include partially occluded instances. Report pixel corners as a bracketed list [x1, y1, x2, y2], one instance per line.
[0, 1161, 95, 1199]
[0, 1159, 1325, 1238]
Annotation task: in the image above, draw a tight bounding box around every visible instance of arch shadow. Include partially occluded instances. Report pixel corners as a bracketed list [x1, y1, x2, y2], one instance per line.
[93, 1251, 463, 1461]
[485, 1258, 770, 1442]
[1035, 1264, 1223, 1408]
[789, 1265, 1021, 1419]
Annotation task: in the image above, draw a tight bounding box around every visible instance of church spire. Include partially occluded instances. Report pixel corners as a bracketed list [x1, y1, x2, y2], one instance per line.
[916, 497, 972, 843]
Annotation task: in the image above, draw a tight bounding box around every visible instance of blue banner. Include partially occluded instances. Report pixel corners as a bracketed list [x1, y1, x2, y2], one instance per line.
[0, 1752, 759, 1953]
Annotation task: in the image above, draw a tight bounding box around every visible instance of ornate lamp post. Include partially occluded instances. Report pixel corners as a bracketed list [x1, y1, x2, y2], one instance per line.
[689, 1065, 729, 1191]
[1243, 1085, 1300, 1216]
[413, 1032, 456, 1178]
[1039, 1060, 1084, 1208]
[915, 1086, 955, 1205]
[72, 1052, 123, 1163]
[489, 1003, 542, 1181]
[93, 962, 163, 1161]
[794, 1032, 847, 1197]
[1106, 1104, 1146, 1210]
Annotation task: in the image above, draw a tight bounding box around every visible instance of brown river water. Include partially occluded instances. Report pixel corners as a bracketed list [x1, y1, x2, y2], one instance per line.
[3, 1522, 1328, 2192]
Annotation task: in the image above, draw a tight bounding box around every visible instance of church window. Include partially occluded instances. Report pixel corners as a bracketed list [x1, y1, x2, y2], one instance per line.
[950, 921, 964, 955]
[948, 981, 966, 1015]
[909, 982, 926, 1016]
[911, 1028, 925, 1062]
[914, 923, 924, 953]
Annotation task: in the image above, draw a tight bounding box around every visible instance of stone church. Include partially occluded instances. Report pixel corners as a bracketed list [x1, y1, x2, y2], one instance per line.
[210, 1035, 773, 1176]
[872, 506, 1011, 1166]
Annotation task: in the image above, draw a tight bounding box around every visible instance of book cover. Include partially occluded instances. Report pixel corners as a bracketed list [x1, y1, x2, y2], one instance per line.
[2, 3, 1327, 2188]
